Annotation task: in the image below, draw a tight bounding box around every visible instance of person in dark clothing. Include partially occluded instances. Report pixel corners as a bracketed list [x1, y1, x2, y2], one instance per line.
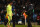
[0, 9, 8, 27]
[27, 15, 32, 27]
[1, 10, 4, 22]
[12, 9, 16, 27]
[3, 10, 8, 27]
[12, 15, 15, 27]
[26, 3, 33, 27]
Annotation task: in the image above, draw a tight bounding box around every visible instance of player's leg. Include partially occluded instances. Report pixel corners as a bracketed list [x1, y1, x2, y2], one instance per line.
[7, 16, 11, 27]
[7, 20, 10, 27]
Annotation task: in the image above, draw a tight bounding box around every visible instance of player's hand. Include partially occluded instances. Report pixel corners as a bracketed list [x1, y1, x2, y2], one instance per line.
[12, 13, 13, 16]
[7, 14, 9, 16]
[0, 19, 1, 21]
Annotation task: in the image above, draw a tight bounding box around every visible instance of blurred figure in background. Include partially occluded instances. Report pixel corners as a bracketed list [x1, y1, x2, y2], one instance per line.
[27, 3, 34, 27]
[37, 13, 40, 25]
[4, 10, 8, 27]
[12, 9, 16, 27]
[12, 0, 16, 27]
[1, 10, 4, 22]
[33, 13, 37, 22]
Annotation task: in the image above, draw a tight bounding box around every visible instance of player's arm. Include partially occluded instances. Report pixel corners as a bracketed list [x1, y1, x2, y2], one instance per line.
[6, 6, 9, 15]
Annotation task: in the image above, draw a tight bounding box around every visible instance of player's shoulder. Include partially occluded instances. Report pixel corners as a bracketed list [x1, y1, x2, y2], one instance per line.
[7, 4, 10, 7]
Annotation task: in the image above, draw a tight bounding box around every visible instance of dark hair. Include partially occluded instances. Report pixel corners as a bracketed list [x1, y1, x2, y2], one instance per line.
[8, 0, 13, 4]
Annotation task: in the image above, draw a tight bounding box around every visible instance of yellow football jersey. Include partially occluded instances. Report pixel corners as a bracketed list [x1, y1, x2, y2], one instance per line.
[6, 4, 12, 20]
[6, 4, 12, 16]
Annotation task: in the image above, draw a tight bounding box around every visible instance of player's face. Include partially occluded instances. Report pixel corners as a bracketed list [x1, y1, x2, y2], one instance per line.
[10, 2, 13, 5]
